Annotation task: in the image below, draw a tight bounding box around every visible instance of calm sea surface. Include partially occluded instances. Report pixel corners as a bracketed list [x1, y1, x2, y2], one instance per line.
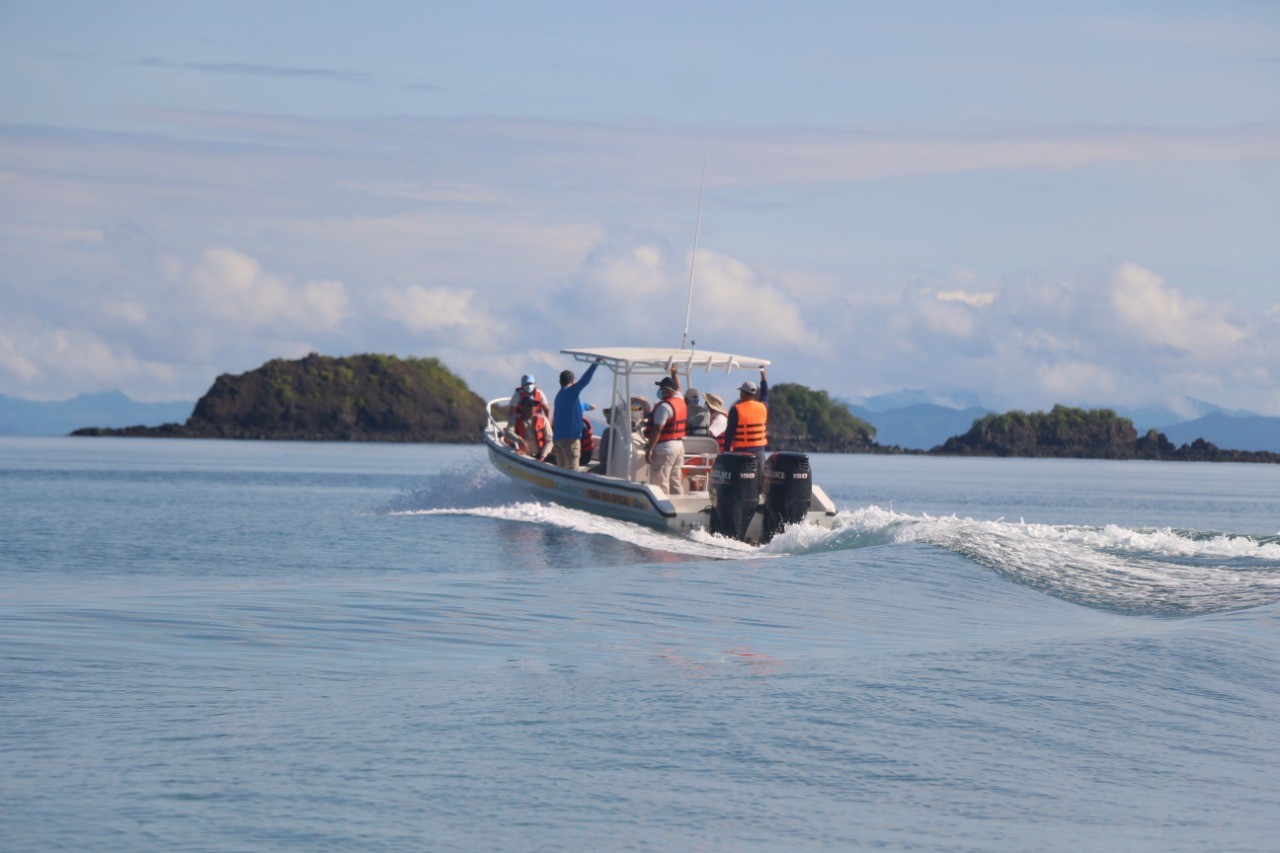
[3, 437, 1278, 850]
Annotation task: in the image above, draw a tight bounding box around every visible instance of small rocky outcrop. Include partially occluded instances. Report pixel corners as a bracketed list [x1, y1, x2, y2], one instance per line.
[932, 405, 1280, 463]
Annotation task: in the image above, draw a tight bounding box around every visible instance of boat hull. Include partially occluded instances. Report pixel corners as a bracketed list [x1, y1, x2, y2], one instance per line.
[484, 432, 837, 542]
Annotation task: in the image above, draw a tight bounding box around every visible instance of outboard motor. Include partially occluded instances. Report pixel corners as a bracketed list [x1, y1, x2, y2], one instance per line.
[762, 452, 813, 543]
[709, 452, 760, 541]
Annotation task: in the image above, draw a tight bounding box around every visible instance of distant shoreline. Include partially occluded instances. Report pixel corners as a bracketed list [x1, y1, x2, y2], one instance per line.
[60, 431, 1280, 464]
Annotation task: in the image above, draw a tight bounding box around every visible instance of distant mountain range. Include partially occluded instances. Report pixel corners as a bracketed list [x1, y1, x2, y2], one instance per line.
[1156, 412, 1280, 453]
[0, 391, 194, 436]
[846, 391, 1280, 452]
[848, 403, 992, 451]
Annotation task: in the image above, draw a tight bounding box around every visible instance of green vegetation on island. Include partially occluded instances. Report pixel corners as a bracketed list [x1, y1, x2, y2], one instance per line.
[73, 353, 486, 443]
[768, 382, 877, 453]
[932, 404, 1280, 463]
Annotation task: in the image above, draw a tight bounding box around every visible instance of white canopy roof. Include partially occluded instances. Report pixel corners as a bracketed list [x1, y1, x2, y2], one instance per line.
[562, 347, 770, 375]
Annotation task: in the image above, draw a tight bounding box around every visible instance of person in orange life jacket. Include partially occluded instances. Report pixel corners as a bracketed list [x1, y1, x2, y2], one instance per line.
[723, 368, 769, 468]
[704, 392, 729, 451]
[551, 360, 600, 470]
[510, 395, 553, 461]
[644, 375, 687, 495]
[507, 374, 549, 430]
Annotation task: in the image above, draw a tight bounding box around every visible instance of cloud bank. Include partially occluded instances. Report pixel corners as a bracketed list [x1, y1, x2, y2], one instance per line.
[0, 115, 1277, 416]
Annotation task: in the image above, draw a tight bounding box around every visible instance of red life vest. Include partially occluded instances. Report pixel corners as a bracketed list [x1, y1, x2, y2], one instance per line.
[655, 395, 687, 442]
[514, 413, 548, 453]
[581, 417, 596, 454]
[730, 399, 768, 449]
[513, 386, 548, 414]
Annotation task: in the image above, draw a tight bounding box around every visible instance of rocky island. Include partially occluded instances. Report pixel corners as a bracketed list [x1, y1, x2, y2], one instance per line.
[932, 405, 1280, 463]
[71, 356, 1277, 463]
[73, 353, 486, 443]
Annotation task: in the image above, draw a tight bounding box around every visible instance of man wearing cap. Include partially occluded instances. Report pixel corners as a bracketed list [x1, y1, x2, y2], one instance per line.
[724, 368, 769, 467]
[507, 373, 549, 431]
[508, 394, 553, 461]
[645, 374, 687, 494]
[551, 359, 601, 469]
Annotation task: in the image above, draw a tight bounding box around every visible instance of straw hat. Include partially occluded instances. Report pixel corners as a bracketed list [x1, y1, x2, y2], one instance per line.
[704, 392, 727, 415]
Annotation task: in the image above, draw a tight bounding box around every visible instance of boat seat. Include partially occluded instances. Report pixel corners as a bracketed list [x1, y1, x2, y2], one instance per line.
[682, 436, 719, 457]
[681, 436, 720, 493]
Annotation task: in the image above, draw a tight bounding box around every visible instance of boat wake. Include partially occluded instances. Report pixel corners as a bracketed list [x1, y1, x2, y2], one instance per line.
[387, 461, 755, 560]
[805, 506, 1280, 616]
[389, 463, 1280, 615]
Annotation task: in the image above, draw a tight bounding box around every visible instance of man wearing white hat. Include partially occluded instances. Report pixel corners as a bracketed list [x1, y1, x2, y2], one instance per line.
[724, 368, 769, 468]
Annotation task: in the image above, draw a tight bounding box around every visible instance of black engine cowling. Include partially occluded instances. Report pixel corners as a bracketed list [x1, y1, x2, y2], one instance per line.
[709, 452, 760, 541]
[762, 451, 812, 542]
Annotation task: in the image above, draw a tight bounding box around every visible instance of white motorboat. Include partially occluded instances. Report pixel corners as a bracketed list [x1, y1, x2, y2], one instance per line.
[483, 346, 839, 544]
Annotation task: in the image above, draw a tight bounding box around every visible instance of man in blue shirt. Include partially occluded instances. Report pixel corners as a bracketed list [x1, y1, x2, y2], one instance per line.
[552, 359, 601, 469]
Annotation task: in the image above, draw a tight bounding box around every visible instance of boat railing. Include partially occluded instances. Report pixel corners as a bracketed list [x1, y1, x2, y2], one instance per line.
[488, 395, 718, 493]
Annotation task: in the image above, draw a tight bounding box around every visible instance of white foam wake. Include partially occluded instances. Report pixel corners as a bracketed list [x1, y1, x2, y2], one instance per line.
[388, 464, 1280, 614]
[802, 507, 1280, 616]
[394, 502, 759, 560]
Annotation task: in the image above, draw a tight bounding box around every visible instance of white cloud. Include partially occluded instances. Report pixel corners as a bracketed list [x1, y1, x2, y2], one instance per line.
[1035, 360, 1120, 402]
[166, 248, 349, 334]
[380, 285, 474, 332]
[687, 249, 821, 353]
[1, 115, 1277, 414]
[822, 260, 1280, 415]
[937, 290, 997, 308]
[1108, 262, 1246, 357]
[0, 327, 43, 383]
[0, 318, 179, 399]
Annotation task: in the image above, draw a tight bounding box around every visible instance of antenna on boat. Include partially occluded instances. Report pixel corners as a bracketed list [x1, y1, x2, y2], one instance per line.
[680, 145, 709, 351]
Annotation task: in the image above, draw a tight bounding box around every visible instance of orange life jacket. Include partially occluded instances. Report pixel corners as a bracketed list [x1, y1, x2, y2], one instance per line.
[730, 399, 768, 449]
[655, 395, 687, 442]
[515, 413, 548, 453]
[581, 417, 596, 453]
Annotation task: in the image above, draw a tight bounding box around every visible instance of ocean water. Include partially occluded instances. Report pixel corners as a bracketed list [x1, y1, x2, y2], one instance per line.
[2, 436, 1278, 850]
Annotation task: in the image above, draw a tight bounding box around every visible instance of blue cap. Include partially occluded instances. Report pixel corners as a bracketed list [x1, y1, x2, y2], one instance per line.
[521, 374, 535, 387]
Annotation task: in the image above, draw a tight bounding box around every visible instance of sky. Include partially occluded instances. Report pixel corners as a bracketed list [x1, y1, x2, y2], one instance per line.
[2, 0, 1278, 417]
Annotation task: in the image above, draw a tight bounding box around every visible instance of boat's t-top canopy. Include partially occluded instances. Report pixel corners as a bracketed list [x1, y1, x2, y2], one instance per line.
[562, 346, 771, 480]
[562, 347, 770, 376]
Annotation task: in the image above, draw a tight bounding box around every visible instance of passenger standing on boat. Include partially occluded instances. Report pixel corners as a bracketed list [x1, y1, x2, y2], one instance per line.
[551, 360, 600, 470]
[685, 389, 710, 436]
[645, 376, 687, 494]
[704, 393, 729, 450]
[507, 374, 549, 430]
[664, 366, 710, 436]
[724, 369, 769, 467]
